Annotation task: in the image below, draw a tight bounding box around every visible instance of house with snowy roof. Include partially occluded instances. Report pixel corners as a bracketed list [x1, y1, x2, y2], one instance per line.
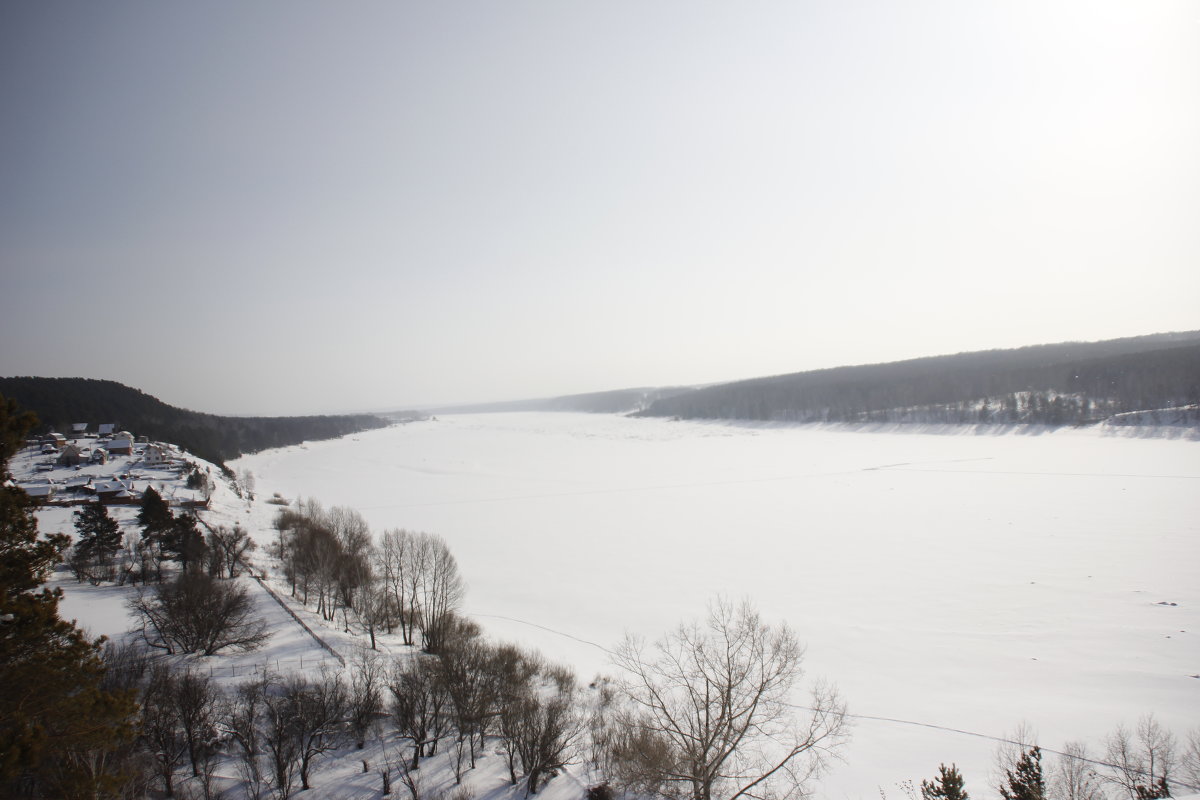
[143, 443, 171, 466]
[57, 444, 85, 467]
[22, 484, 56, 503]
[93, 479, 135, 504]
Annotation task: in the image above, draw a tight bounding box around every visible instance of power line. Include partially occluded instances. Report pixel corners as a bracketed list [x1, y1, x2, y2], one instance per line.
[466, 608, 1200, 793]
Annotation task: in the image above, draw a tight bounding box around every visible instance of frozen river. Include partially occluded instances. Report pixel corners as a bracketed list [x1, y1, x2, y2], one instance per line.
[235, 412, 1200, 798]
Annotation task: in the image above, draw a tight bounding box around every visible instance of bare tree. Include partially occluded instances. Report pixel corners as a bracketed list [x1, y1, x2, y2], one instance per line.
[1102, 715, 1176, 799]
[357, 581, 393, 650]
[174, 669, 224, 780]
[284, 669, 348, 791]
[1049, 741, 1105, 800]
[347, 648, 387, 749]
[139, 664, 188, 797]
[390, 655, 451, 770]
[501, 662, 583, 794]
[417, 533, 465, 653]
[223, 675, 272, 799]
[1181, 728, 1200, 793]
[129, 572, 271, 655]
[378, 529, 416, 643]
[207, 523, 253, 578]
[261, 682, 299, 800]
[435, 625, 498, 779]
[238, 468, 256, 500]
[611, 598, 849, 800]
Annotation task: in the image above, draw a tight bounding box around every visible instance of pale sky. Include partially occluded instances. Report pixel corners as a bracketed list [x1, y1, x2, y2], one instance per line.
[2, 1, 1197, 416]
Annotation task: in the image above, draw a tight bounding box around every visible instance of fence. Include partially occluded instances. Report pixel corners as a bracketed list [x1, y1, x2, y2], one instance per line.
[197, 656, 344, 679]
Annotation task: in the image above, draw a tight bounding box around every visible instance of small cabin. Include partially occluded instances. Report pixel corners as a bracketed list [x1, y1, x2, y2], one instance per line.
[90, 448, 108, 465]
[106, 438, 134, 456]
[71, 423, 88, 437]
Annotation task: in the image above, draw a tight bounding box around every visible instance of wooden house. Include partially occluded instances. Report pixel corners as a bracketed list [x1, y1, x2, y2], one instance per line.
[56, 444, 85, 467]
[93, 480, 134, 504]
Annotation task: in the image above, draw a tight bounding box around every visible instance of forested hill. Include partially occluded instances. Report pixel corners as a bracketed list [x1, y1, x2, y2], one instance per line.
[0, 377, 389, 466]
[635, 332, 1200, 427]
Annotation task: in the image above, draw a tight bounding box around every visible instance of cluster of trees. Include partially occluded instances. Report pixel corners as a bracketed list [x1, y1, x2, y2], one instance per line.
[274, 501, 465, 653]
[67, 486, 253, 588]
[0, 376, 389, 467]
[913, 717, 1200, 800]
[81, 597, 850, 800]
[636, 333, 1200, 427]
[78, 626, 582, 799]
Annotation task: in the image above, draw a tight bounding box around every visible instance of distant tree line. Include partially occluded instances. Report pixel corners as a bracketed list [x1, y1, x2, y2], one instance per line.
[637, 334, 1200, 427]
[0, 377, 389, 467]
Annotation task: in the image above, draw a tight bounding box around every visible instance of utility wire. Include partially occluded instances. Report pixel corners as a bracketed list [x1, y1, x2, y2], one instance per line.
[465, 609, 1200, 793]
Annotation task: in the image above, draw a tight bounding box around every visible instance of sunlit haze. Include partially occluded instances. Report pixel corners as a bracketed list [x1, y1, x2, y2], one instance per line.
[2, 2, 1197, 416]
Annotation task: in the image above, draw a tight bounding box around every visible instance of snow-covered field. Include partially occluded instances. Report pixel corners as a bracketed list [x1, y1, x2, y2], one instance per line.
[225, 412, 1200, 799]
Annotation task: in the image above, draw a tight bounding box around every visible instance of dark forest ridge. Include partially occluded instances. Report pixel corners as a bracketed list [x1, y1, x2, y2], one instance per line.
[634, 330, 1200, 426]
[0, 377, 389, 467]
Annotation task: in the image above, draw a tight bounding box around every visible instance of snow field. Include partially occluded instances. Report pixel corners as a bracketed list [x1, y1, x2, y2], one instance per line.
[233, 413, 1199, 799]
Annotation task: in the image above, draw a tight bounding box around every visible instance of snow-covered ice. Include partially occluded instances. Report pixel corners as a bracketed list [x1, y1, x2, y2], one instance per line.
[226, 412, 1200, 798]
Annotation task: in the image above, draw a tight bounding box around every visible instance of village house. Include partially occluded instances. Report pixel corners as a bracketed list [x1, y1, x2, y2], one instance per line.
[71, 422, 88, 438]
[98, 423, 116, 436]
[64, 475, 93, 495]
[42, 432, 67, 451]
[90, 448, 108, 465]
[143, 443, 171, 466]
[56, 444, 85, 467]
[22, 484, 56, 504]
[93, 479, 134, 504]
[106, 437, 134, 456]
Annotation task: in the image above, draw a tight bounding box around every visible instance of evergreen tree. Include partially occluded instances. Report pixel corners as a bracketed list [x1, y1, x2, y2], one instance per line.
[165, 513, 207, 573]
[1001, 747, 1046, 800]
[0, 394, 137, 797]
[922, 763, 969, 800]
[138, 487, 175, 582]
[138, 486, 172, 538]
[73, 502, 123, 568]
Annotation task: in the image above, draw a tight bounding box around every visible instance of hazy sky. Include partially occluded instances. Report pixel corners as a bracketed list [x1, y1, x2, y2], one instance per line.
[2, 2, 1197, 416]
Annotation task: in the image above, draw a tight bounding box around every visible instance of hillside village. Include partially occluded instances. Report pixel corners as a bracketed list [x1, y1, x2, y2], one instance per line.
[10, 423, 213, 509]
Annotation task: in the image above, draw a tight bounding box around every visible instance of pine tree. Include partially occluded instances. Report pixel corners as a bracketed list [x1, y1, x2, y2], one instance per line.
[138, 485, 172, 538]
[139, 486, 176, 582]
[0, 394, 138, 797]
[73, 502, 123, 568]
[922, 763, 969, 800]
[1001, 747, 1046, 800]
[165, 513, 207, 573]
